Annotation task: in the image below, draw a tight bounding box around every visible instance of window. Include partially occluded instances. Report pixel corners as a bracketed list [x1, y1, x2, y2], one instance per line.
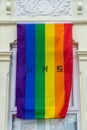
[9, 43, 81, 130]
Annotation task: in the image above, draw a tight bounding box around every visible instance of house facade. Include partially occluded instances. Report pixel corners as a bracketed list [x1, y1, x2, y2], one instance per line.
[0, 0, 87, 130]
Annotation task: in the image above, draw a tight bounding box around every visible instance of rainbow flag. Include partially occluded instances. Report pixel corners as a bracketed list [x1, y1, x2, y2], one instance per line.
[16, 23, 73, 119]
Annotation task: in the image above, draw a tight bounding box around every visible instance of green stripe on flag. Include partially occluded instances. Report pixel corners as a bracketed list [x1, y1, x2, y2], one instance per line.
[35, 24, 45, 118]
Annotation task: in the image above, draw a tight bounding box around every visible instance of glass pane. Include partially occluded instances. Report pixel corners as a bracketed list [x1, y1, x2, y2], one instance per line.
[36, 120, 46, 130]
[12, 117, 36, 130]
[69, 89, 73, 107]
[49, 114, 77, 130]
[12, 114, 77, 130]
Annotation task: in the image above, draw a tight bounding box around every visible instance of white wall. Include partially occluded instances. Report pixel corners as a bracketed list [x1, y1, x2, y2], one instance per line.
[73, 24, 87, 130]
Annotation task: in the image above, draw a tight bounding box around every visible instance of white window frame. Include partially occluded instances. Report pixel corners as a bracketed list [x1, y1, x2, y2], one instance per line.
[9, 44, 81, 130]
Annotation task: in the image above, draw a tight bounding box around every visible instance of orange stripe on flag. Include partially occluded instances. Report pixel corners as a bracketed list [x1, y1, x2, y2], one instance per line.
[55, 24, 65, 118]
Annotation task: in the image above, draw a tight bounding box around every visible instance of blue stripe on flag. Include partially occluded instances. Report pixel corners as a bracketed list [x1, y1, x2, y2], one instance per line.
[25, 24, 36, 119]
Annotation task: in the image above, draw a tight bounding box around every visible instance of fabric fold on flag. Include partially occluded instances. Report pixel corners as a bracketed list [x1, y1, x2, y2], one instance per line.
[16, 23, 73, 119]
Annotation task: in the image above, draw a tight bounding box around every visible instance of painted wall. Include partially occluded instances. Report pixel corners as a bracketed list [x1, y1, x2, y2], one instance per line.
[0, 0, 87, 130]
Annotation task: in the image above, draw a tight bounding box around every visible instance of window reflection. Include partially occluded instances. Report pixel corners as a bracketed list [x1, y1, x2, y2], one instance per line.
[13, 114, 77, 130]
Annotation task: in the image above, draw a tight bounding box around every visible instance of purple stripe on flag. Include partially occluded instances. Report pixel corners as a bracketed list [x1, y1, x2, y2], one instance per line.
[16, 24, 26, 118]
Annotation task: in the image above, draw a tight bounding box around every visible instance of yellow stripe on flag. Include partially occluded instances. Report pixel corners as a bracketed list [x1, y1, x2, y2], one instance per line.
[45, 24, 55, 118]
[55, 24, 65, 118]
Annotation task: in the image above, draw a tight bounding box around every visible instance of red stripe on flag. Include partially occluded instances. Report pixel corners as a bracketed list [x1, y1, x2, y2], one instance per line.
[60, 24, 73, 117]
